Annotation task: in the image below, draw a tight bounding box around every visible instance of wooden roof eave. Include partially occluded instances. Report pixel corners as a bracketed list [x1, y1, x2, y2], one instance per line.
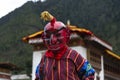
[0, 62, 20, 70]
[22, 30, 43, 43]
[105, 49, 120, 60]
[22, 26, 93, 43]
[68, 25, 93, 37]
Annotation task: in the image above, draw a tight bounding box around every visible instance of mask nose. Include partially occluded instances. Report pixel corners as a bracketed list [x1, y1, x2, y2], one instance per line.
[50, 34, 57, 44]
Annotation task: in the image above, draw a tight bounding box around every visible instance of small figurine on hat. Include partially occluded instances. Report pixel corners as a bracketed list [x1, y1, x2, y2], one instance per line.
[35, 11, 95, 80]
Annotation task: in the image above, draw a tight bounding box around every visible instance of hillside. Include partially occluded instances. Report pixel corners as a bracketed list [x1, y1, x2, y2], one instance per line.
[0, 0, 120, 75]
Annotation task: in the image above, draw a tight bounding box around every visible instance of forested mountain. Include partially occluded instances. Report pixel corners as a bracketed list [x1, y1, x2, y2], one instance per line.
[0, 0, 120, 75]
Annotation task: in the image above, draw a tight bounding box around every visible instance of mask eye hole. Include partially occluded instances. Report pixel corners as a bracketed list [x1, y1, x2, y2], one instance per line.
[43, 35, 50, 40]
[55, 33, 61, 37]
[42, 33, 50, 39]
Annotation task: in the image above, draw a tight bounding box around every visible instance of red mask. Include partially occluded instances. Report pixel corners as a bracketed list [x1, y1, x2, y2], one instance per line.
[42, 21, 70, 51]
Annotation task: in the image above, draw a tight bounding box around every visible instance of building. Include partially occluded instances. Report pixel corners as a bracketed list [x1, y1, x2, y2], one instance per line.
[11, 74, 30, 80]
[22, 25, 120, 80]
[0, 62, 19, 80]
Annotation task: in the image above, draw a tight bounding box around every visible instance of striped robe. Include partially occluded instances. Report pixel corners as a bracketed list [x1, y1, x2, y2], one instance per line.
[35, 48, 95, 80]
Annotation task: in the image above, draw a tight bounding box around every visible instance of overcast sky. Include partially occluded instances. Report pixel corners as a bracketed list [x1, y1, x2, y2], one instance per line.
[0, 0, 43, 18]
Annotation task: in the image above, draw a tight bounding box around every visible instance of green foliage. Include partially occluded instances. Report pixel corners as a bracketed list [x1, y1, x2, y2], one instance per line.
[0, 0, 120, 75]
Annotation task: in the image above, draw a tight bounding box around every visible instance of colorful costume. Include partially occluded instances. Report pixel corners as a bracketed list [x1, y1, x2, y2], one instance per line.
[35, 11, 95, 80]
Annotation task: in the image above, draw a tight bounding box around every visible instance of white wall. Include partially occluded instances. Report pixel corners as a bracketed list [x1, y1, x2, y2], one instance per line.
[71, 46, 87, 59]
[32, 50, 45, 80]
[11, 74, 30, 80]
